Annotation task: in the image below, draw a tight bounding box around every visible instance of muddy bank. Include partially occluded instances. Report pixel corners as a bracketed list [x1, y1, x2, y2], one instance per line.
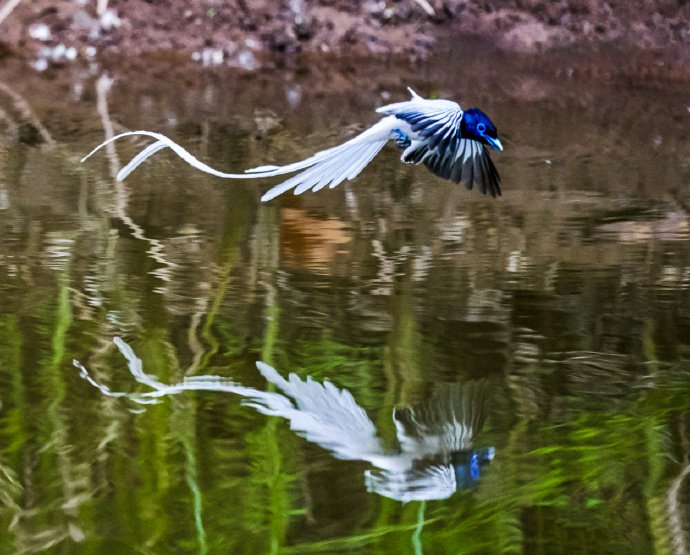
[1, 1, 689, 73]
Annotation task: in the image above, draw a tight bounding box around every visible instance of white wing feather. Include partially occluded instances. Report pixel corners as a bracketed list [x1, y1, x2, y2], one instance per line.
[247, 362, 385, 461]
[364, 465, 457, 502]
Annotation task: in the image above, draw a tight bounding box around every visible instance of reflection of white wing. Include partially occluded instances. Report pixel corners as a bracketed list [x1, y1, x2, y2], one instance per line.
[244, 362, 384, 461]
[393, 381, 488, 458]
[364, 465, 456, 503]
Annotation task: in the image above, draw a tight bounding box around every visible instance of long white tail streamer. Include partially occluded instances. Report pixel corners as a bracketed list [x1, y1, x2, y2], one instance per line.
[81, 117, 399, 202]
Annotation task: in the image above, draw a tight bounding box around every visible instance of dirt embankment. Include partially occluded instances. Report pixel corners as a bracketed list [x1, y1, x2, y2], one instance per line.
[0, 1, 689, 72]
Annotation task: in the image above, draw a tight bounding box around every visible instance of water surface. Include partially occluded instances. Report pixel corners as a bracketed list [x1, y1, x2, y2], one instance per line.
[0, 49, 689, 553]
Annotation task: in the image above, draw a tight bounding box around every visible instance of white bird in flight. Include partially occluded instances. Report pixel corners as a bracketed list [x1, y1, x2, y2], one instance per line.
[82, 88, 503, 202]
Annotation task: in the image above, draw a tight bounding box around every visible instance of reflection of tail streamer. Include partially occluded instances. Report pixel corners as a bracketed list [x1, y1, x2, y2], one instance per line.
[94, 74, 176, 291]
[185, 308, 208, 376]
[667, 413, 690, 555]
[0, 80, 55, 145]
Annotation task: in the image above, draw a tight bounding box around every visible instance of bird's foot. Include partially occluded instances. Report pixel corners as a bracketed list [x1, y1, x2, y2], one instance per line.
[392, 129, 411, 149]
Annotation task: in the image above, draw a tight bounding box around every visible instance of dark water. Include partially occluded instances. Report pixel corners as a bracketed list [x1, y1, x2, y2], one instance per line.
[1, 47, 690, 554]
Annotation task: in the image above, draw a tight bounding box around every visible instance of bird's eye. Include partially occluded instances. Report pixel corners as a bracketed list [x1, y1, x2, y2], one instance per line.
[477, 123, 486, 133]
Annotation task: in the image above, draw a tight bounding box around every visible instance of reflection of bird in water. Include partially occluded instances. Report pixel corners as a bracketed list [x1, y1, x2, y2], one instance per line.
[82, 88, 503, 202]
[245, 363, 495, 502]
[369, 382, 495, 501]
[75, 340, 495, 502]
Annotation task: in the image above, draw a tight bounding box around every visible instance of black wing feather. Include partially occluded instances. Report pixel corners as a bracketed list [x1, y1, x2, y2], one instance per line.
[404, 138, 501, 198]
[393, 107, 501, 197]
[394, 108, 463, 164]
[465, 150, 476, 192]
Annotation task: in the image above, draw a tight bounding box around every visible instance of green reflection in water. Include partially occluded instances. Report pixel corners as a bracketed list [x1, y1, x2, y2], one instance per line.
[1, 52, 690, 554]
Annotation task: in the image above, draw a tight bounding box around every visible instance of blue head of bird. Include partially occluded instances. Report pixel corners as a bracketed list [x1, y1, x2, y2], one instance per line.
[461, 109, 503, 152]
[452, 447, 495, 489]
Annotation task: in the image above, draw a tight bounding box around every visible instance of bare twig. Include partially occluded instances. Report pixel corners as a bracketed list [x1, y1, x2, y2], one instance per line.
[0, 80, 55, 145]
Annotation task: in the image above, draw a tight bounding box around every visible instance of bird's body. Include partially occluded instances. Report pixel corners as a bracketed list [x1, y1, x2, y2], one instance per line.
[82, 88, 503, 202]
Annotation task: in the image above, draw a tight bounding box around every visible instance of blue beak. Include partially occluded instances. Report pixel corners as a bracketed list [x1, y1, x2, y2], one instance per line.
[485, 136, 503, 152]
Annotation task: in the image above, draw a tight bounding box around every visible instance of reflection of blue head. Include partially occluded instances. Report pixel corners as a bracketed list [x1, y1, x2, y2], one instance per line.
[453, 447, 495, 489]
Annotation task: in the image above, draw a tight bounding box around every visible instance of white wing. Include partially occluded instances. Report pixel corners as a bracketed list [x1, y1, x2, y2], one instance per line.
[377, 96, 464, 156]
[244, 362, 385, 461]
[256, 117, 397, 201]
[393, 381, 488, 457]
[364, 465, 457, 502]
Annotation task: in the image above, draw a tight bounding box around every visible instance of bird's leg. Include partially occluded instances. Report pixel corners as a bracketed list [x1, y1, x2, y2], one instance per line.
[392, 129, 411, 150]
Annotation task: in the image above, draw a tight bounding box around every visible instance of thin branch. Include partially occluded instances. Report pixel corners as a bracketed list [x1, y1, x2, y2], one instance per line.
[0, 80, 55, 145]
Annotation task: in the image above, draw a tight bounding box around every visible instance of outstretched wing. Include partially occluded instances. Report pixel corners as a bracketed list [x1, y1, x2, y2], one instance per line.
[364, 465, 457, 502]
[378, 95, 501, 197]
[405, 139, 501, 198]
[247, 362, 385, 461]
[377, 95, 464, 162]
[256, 117, 396, 201]
[393, 380, 490, 458]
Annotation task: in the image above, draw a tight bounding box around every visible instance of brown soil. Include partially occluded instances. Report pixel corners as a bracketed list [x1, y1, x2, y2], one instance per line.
[1, 1, 689, 73]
